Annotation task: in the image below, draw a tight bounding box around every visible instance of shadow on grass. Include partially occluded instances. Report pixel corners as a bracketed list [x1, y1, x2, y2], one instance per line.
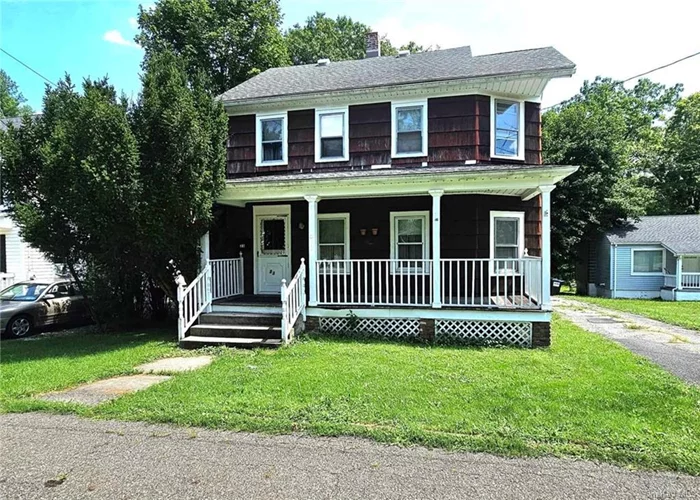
[0, 327, 176, 365]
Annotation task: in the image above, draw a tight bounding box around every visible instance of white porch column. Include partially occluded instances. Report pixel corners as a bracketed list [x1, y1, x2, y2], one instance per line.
[305, 195, 319, 306]
[539, 186, 555, 311]
[429, 190, 444, 308]
[200, 231, 212, 312]
[677, 255, 683, 290]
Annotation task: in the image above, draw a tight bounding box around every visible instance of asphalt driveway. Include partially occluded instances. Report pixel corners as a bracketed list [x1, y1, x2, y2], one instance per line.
[555, 297, 700, 385]
[1, 413, 698, 499]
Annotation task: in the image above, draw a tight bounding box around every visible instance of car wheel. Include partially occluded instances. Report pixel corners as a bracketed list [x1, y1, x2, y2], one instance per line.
[6, 315, 33, 339]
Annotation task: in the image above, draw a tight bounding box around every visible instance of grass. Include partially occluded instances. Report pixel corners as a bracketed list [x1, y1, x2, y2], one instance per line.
[0, 328, 179, 412]
[1, 319, 700, 475]
[565, 296, 700, 331]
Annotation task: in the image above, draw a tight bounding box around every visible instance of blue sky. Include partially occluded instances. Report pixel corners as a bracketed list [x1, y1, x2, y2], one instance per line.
[2, 0, 699, 112]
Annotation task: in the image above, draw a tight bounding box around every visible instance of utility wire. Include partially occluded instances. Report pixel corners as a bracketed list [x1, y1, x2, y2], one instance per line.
[543, 49, 700, 111]
[0, 47, 56, 87]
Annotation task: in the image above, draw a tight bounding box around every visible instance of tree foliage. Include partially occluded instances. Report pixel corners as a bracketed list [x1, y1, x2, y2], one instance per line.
[137, 0, 289, 95]
[285, 12, 424, 65]
[0, 50, 227, 325]
[0, 70, 32, 117]
[542, 77, 682, 279]
[651, 92, 700, 214]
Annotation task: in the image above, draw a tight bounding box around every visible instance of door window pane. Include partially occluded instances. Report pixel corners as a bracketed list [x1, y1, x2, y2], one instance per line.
[261, 219, 285, 253]
[633, 250, 663, 273]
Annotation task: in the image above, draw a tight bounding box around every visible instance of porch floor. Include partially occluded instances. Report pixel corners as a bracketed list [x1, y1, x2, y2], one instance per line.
[213, 294, 280, 306]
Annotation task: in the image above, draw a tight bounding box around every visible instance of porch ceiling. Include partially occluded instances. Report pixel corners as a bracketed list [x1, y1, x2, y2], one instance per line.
[217, 164, 578, 206]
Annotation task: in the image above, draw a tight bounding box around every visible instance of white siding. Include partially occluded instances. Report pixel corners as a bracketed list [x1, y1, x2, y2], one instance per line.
[0, 212, 59, 283]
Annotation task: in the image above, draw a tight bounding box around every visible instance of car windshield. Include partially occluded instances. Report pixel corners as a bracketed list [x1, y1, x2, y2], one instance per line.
[0, 283, 51, 302]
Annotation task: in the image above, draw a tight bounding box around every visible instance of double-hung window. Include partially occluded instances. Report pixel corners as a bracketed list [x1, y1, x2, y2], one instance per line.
[256, 112, 287, 166]
[631, 248, 664, 275]
[318, 213, 350, 273]
[491, 98, 523, 159]
[315, 108, 349, 162]
[390, 211, 429, 273]
[391, 100, 427, 157]
[490, 211, 525, 275]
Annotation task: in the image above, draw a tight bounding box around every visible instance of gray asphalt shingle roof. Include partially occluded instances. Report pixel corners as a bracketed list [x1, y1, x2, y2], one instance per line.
[219, 45, 575, 103]
[0, 117, 25, 132]
[606, 215, 700, 255]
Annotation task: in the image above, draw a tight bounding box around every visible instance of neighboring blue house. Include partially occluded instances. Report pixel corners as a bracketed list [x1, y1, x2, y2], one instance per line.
[590, 215, 700, 301]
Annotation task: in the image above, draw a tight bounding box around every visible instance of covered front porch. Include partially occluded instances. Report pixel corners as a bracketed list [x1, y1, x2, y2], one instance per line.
[177, 165, 576, 347]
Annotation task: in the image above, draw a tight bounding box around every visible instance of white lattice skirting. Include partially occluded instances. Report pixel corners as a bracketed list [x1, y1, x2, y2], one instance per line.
[435, 320, 532, 347]
[318, 317, 421, 340]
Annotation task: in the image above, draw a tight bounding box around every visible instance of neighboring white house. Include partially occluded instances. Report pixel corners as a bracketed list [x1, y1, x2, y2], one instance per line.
[1, 117, 60, 289]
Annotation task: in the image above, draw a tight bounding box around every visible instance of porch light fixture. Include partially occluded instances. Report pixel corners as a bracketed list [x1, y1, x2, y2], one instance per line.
[371, 228, 379, 236]
[360, 228, 367, 236]
[298, 222, 305, 230]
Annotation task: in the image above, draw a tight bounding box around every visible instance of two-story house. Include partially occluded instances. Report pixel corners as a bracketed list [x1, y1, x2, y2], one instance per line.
[177, 34, 578, 348]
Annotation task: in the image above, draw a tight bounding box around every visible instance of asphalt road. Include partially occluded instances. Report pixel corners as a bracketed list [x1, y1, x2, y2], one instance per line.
[555, 297, 700, 385]
[1, 413, 698, 499]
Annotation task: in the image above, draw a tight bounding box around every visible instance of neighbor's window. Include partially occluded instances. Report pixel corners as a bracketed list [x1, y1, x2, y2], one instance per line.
[492, 99, 522, 158]
[256, 113, 287, 166]
[490, 211, 525, 274]
[318, 214, 350, 272]
[632, 249, 664, 274]
[0, 235, 6, 273]
[392, 101, 427, 157]
[390, 211, 429, 272]
[315, 108, 349, 162]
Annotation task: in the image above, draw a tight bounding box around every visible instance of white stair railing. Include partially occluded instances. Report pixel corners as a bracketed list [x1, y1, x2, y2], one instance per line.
[176, 264, 212, 341]
[211, 253, 244, 300]
[281, 259, 306, 344]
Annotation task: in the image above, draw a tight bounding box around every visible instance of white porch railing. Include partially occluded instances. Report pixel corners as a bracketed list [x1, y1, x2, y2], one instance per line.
[281, 259, 306, 343]
[211, 254, 244, 300]
[441, 258, 542, 309]
[315, 259, 433, 306]
[0, 273, 15, 290]
[681, 272, 700, 288]
[176, 264, 212, 341]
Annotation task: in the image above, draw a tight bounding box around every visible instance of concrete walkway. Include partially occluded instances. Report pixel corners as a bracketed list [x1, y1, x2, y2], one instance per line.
[555, 297, 700, 384]
[1, 413, 698, 500]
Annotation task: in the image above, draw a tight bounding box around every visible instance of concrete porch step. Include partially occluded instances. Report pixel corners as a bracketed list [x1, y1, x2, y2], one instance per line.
[180, 336, 282, 349]
[189, 323, 282, 340]
[199, 312, 281, 328]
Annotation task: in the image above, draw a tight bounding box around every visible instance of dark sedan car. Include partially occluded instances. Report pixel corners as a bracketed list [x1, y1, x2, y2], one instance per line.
[0, 280, 90, 338]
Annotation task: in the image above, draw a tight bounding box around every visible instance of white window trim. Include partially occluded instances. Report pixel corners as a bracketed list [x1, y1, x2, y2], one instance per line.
[489, 210, 525, 277]
[630, 247, 665, 276]
[317, 213, 351, 274]
[256, 111, 288, 167]
[314, 107, 350, 163]
[389, 210, 430, 275]
[490, 97, 525, 161]
[391, 99, 428, 159]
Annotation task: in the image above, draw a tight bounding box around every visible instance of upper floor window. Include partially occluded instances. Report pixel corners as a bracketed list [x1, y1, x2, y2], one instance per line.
[315, 107, 349, 162]
[490, 211, 525, 275]
[256, 112, 287, 166]
[491, 98, 524, 160]
[391, 100, 428, 158]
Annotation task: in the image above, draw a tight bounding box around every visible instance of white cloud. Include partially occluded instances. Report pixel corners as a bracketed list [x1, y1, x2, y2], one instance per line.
[128, 17, 138, 29]
[103, 29, 141, 49]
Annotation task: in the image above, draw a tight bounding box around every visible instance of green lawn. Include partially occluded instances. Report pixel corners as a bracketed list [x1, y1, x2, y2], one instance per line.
[566, 296, 700, 331]
[0, 328, 179, 412]
[2, 319, 700, 475]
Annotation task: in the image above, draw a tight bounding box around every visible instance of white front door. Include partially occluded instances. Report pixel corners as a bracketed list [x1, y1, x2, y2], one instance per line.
[254, 206, 291, 294]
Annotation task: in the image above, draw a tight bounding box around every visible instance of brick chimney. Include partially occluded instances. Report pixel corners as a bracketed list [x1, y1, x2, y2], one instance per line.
[366, 31, 380, 58]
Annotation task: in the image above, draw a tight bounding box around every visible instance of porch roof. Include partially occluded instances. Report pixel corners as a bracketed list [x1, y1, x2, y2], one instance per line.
[218, 163, 578, 206]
